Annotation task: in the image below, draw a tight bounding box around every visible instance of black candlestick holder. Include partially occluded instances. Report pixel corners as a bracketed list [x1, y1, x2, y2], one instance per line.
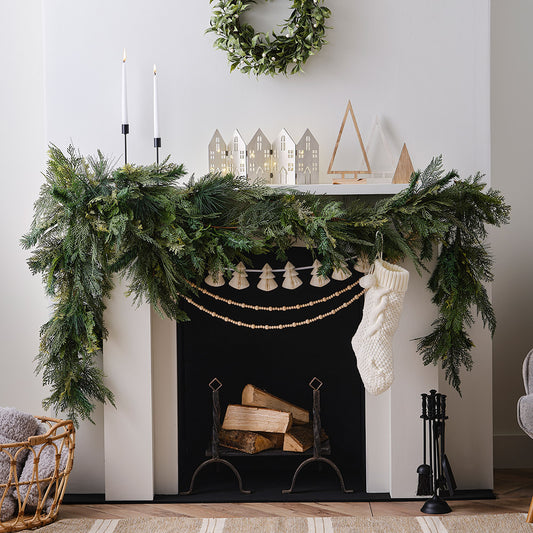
[154, 137, 161, 166]
[122, 124, 129, 165]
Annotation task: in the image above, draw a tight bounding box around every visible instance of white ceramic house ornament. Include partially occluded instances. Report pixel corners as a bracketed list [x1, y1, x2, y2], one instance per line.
[296, 129, 319, 184]
[208, 130, 230, 175]
[247, 129, 273, 183]
[231, 129, 247, 178]
[272, 128, 296, 185]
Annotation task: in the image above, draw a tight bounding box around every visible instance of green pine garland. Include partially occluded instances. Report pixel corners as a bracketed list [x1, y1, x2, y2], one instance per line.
[22, 145, 510, 424]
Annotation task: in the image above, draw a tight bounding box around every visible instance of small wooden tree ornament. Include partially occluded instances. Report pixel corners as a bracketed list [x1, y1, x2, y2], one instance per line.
[328, 100, 371, 184]
[205, 270, 225, 287]
[229, 262, 250, 290]
[282, 261, 303, 289]
[331, 261, 352, 281]
[257, 263, 278, 291]
[310, 259, 330, 287]
[393, 143, 415, 184]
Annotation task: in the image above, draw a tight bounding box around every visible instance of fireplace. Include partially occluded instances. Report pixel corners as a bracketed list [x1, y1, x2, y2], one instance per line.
[176, 248, 368, 501]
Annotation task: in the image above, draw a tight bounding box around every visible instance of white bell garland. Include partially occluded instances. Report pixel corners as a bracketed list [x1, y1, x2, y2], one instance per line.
[257, 263, 278, 291]
[204, 257, 360, 290]
[331, 261, 352, 281]
[354, 253, 371, 274]
[310, 259, 330, 287]
[205, 270, 225, 287]
[229, 261, 249, 290]
[282, 261, 303, 290]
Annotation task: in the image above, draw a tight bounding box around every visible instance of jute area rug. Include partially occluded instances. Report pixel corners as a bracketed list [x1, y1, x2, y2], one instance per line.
[35, 514, 532, 532]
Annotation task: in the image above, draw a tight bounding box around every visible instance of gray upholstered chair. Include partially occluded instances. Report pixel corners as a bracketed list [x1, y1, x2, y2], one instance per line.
[517, 348, 533, 522]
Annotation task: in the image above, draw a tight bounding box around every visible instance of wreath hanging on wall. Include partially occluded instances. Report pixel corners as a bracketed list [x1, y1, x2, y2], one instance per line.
[207, 0, 331, 75]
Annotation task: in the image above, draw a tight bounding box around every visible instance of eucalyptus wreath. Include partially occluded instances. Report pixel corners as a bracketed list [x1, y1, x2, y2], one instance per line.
[207, 0, 331, 75]
[23, 145, 509, 424]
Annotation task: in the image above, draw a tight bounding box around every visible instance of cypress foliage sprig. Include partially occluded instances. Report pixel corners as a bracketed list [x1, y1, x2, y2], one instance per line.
[23, 147, 510, 423]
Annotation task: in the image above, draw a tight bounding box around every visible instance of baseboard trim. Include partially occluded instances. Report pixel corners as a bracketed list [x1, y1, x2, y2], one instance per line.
[494, 433, 533, 468]
[63, 489, 495, 505]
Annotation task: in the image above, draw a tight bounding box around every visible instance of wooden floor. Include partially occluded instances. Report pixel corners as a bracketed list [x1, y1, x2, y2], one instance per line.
[59, 469, 533, 519]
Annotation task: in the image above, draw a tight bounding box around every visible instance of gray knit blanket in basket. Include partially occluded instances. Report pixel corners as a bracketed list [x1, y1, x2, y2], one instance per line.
[0, 407, 67, 521]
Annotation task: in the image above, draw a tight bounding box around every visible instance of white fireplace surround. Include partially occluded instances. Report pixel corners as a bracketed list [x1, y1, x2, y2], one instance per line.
[32, 0, 494, 499]
[101, 263, 493, 500]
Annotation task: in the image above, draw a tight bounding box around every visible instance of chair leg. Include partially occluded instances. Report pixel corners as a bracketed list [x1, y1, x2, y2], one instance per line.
[527, 496, 533, 523]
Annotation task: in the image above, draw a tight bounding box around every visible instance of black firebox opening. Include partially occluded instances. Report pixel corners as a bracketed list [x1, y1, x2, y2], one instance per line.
[177, 248, 367, 502]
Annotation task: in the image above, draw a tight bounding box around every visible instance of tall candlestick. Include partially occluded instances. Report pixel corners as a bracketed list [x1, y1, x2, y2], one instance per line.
[122, 49, 128, 125]
[153, 64, 161, 166]
[153, 64, 160, 139]
[121, 48, 129, 165]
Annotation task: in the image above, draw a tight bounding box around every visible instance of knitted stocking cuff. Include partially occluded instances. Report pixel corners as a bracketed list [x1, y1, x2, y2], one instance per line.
[373, 259, 409, 293]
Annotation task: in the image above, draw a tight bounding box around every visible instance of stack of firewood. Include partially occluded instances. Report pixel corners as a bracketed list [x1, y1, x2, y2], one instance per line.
[220, 385, 327, 454]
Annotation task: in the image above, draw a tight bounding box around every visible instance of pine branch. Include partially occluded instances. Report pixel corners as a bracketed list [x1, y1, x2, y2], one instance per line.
[23, 145, 510, 423]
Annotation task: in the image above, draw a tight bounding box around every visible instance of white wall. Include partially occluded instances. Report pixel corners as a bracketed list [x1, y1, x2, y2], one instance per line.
[42, 0, 489, 178]
[0, 3, 47, 411]
[0, 0, 496, 496]
[0, 0, 105, 495]
[491, 1, 533, 467]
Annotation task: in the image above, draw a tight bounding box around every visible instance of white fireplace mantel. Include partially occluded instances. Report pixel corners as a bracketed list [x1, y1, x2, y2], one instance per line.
[102, 263, 493, 500]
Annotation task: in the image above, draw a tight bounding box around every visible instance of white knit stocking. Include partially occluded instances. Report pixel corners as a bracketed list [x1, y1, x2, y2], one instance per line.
[352, 259, 409, 395]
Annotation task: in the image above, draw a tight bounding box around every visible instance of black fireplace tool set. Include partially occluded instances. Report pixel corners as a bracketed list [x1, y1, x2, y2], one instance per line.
[417, 389, 457, 514]
[181, 377, 353, 496]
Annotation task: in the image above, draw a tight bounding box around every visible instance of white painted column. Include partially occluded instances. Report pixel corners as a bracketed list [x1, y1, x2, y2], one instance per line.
[103, 278, 154, 500]
[365, 262, 439, 497]
[151, 309, 179, 494]
[365, 390, 390, 493]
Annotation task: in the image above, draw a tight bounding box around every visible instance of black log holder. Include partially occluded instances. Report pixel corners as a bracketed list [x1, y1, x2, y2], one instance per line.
[420, 389, 452, 514]
[282, 377, 354, 494]
[181, 378, 251, 496]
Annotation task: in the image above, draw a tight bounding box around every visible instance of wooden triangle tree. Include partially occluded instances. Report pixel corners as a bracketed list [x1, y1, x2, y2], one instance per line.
[393, 143, 415, 184]
[328, 100, 371, 184]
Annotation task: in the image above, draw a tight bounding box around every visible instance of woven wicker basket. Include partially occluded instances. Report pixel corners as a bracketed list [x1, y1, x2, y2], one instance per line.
[0, 416, 75, 532]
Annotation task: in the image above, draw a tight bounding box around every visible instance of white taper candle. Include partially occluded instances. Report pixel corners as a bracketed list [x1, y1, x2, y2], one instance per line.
[121, 49, 128, 124]
[153, 64, 160, 139]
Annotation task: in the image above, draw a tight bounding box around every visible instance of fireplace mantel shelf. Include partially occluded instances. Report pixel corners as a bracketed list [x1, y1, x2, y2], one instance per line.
[269, 183, 408, 195]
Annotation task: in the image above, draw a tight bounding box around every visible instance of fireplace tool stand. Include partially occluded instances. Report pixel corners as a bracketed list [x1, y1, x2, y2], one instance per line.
[181, 378, 251, 495]
[282, 377, 353, 494]
[420, 389, 454, 514]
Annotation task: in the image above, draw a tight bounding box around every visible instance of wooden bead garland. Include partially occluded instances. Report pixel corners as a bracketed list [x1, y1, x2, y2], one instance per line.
[181, 287, 367, 330]
[186, 279, 361, 311]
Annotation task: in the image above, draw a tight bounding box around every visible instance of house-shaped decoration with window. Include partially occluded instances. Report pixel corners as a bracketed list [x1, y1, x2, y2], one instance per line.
[208, 129, 230, 174]
[295, 129, 319, 184]
[272, 128, 296, 185]
[247, 128, 273, 182]
[208, 128, 318, 184]
[230, 129, 247, 178]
